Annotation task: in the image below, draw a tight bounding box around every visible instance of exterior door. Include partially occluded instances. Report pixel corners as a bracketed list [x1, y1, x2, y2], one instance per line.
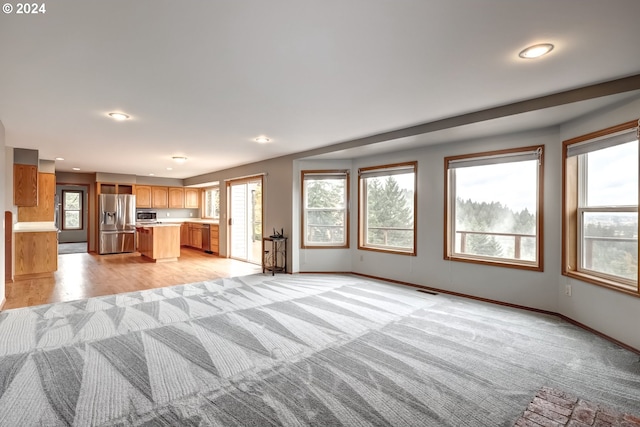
[228, 176, 263, 264]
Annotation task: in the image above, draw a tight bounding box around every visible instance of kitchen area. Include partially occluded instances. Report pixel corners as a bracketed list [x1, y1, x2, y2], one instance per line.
[96, 181, 219, 263]
[6, 159, 221, 282]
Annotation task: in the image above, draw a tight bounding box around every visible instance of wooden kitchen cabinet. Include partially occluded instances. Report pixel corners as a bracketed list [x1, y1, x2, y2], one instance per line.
[13, 164, 38, 207]
[189, 223, 203, 249]
[135, 185, 152, 208]
[185, 188, 200, 209]
[152, 187, 169, 208]
[15, 231, 58, 277]
[210, 224, 219, 254]
[168, 187, 185, 209]
[137, 225, 181, 262]
[98, 183, 134, 195]
[180, 223, 189, 245]
[17, 173, 55, 222]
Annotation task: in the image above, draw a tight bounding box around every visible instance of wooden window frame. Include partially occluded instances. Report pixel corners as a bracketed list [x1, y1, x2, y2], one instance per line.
[203, 186, 220, 220]
[301, 170, 350, 249]
[358, 161, 417, 256]
[562, 120, 640, 297]
[62, 189, 83, 231]
[444, 145, 544, 271]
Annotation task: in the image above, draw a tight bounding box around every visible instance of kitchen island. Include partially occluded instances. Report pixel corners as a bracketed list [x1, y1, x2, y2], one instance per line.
[136, 223, 181, 262]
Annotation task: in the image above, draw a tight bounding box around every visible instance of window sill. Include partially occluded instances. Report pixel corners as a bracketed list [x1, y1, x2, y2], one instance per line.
[563, 271, 639, 297]
[446, 254, 542, 272]
[358, 245, 416, 256]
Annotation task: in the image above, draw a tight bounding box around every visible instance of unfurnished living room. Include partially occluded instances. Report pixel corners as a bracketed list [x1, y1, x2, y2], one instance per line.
[1, 1, 640, 426]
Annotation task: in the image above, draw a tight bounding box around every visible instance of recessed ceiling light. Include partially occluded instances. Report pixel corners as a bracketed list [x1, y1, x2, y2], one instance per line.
[149, 173, 155, 176]
[255, 136, 271, 143]
[108, 112, 130, 121]
[518, 43, 554, 59]
[72, 167, 81, 171]
[166, 167, 173, 171]
[55, 157, 64, 161]
[171, 156, 187, 163]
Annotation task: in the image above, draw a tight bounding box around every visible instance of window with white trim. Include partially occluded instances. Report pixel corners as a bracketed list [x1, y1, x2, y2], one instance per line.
[62, 190, 83, 230]
[563, 121, 639, 294]
[203, 187, 220, 219]
[301, 170, 349, 248]
[445, 146, 544, 270]
[358, 162, 416, 255]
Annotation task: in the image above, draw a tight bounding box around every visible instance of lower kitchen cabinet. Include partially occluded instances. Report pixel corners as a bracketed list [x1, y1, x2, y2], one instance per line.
[210, 224, 219, 254]
[15, 231, 58, 277]
[137, 225, 181, 262]
[189, 223, 203, 250]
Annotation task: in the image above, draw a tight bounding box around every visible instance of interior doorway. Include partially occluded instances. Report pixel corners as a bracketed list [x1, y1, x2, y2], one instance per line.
[228, 176, 263, 264]
[56, 184, 89, 254]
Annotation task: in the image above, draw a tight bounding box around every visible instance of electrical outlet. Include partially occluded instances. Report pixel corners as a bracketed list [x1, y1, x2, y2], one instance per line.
[190, 212, 193, 217]
[565, 284, 572, 297]
[166, 212, 170, 217]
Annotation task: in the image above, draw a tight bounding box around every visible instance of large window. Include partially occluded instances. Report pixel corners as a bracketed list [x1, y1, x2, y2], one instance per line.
[203, 187, 220, 219]
[301, 170, 349, 248]
[62, 190, 82, 230]
[563, 120, 639, 294]
[358, 162, 416, 255]
[445, 146, 544, 270]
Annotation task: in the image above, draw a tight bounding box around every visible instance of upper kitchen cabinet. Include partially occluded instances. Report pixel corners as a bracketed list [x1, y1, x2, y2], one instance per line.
[152, 187, 169, 209]
[185, 188, 200, 209]
[135, 185, 152, 208]
[13, 164, 38, 207]
[168, 187, 185, 209]
[18, 172, 55, 222]
[97, 183, 134, 195]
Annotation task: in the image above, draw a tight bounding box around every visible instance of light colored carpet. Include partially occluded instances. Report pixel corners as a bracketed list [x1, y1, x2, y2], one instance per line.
[0, 274, 638, 426]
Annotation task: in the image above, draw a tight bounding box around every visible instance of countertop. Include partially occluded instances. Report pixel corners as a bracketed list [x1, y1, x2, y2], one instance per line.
[13, 222, 58, 233]
[156, 218, 219, 225]
[136, 223, 181, 228]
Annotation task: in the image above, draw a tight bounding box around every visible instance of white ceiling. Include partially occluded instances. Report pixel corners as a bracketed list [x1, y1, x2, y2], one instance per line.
[1, 0, 640, 179]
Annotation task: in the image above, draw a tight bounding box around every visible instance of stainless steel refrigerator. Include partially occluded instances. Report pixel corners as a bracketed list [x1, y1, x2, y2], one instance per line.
[99, 194, 136, 254]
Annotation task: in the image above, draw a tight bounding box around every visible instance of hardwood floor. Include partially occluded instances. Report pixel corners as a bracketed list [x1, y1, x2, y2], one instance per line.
[4, 247, 262, 310]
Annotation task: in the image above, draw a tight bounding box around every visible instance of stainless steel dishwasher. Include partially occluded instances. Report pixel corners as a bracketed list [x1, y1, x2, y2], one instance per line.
[201, 224, 212, 254]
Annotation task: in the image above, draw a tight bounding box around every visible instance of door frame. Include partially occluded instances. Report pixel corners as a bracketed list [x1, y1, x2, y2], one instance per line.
[56, 182, 91, 252]
[226, 174, 264, 264]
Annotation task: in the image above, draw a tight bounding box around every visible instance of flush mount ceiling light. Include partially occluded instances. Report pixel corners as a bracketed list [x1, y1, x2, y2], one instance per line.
[255, 136, 271, 143]
[108, 112, 130, 121]
[72, 167, 81, 171]
[171, 156, 187, 163]
[55, 157, 64, 161]
[518, 43, 554, 59]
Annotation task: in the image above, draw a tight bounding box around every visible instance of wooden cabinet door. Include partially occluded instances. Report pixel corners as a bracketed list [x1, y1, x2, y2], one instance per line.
[17, 173, 55, 222]
[180, 223, 189, 245]
[168, 187, 185, 209]
[190, 225, 202, 249]
[15, 231, 58, 276]
[152, 187, 169, 209]
[135, 186, 152, 208]
[13, 164, 38, 207]
[185, 188, 200, 209]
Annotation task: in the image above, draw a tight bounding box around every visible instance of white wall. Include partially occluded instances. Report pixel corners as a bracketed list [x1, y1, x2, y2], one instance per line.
[0, 120, 6, 306]
[347, 127, 561, 312]
[293, 159, 353, 273]
[558, 96, 640, 350]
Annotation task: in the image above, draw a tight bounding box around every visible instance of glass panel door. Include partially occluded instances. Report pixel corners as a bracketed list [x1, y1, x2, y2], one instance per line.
[228, 177, 263, 264]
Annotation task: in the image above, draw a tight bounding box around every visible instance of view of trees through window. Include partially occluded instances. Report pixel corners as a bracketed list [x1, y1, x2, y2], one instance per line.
[361, 166, 415, 252]
[63, 191, 82, 230]
[204, 187, 220, 219]
[579, 140, 638, 282]
[303, 174, 347, 246]
[450, 154, 540, 265]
